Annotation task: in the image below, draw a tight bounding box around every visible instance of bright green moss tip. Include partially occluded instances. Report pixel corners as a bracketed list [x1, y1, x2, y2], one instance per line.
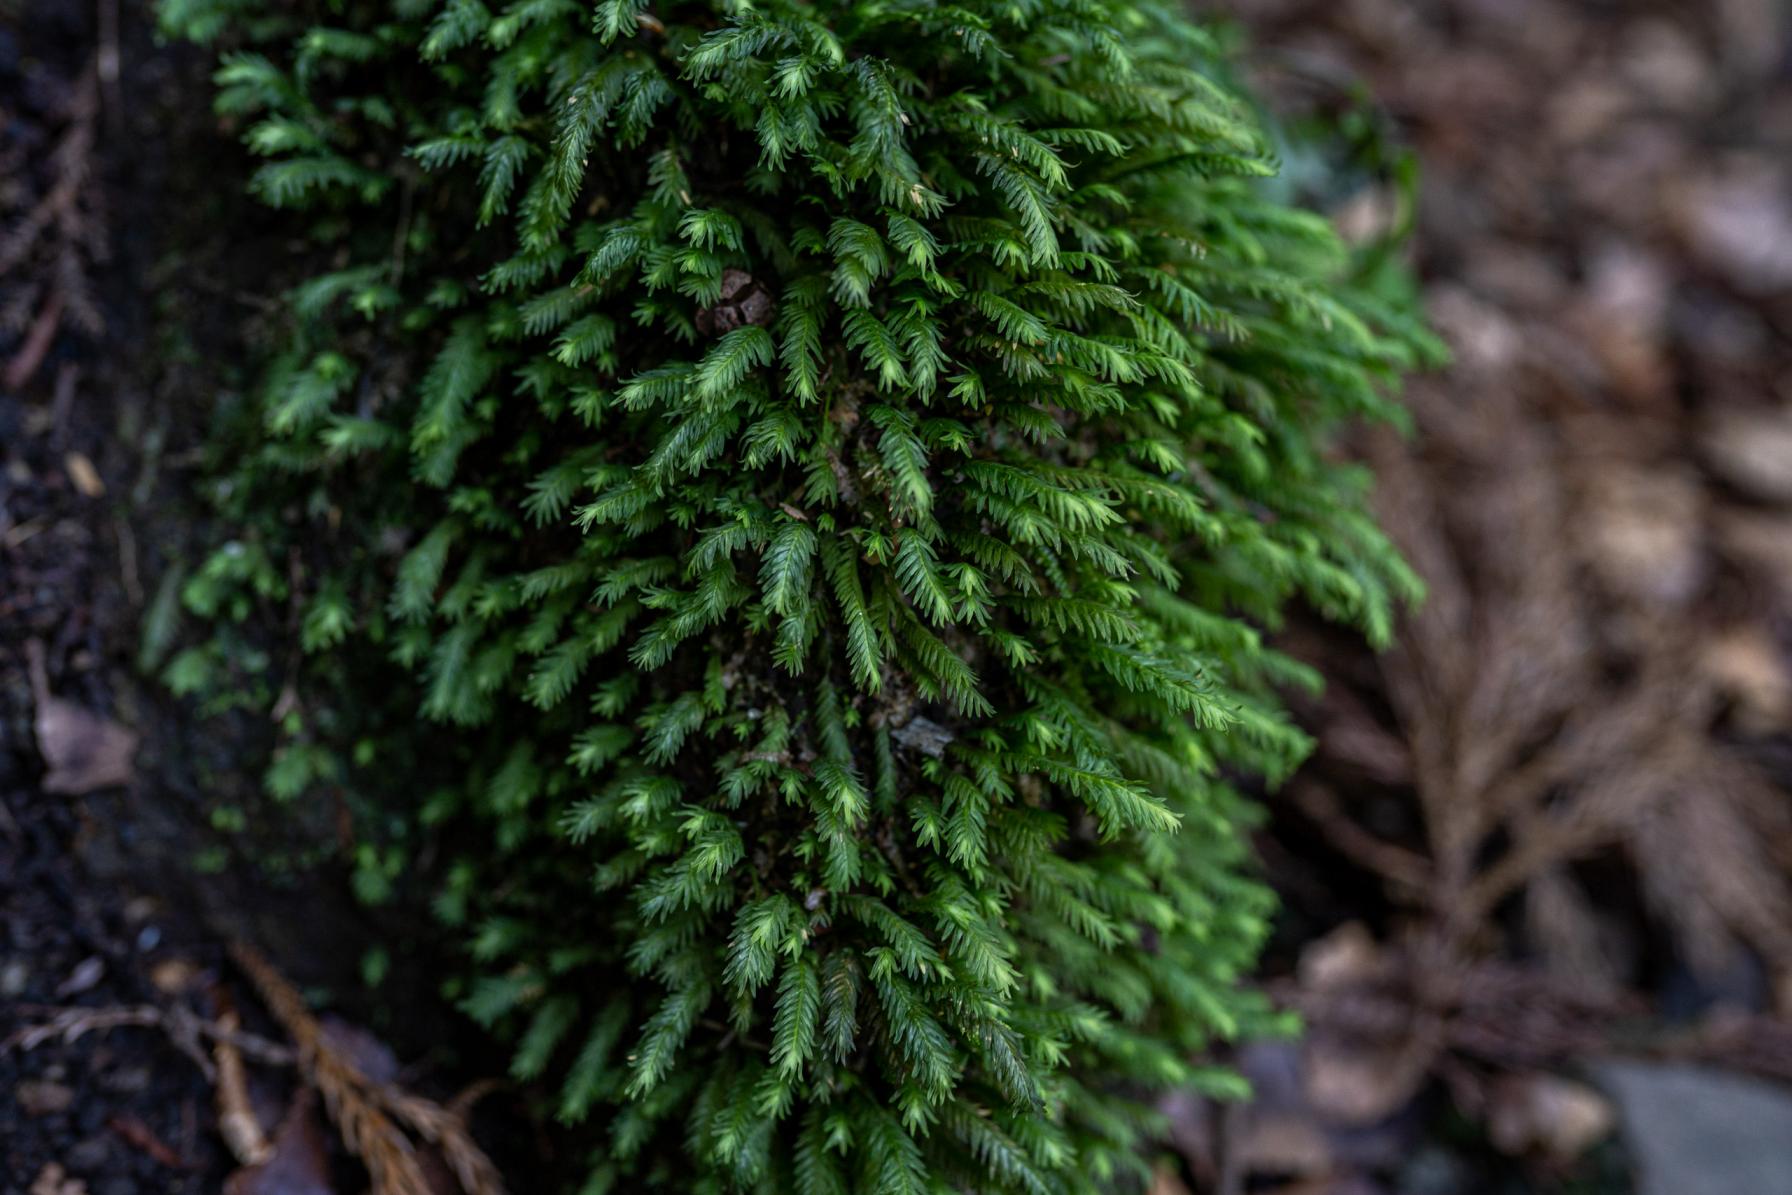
[159, 0, 1432, 1190]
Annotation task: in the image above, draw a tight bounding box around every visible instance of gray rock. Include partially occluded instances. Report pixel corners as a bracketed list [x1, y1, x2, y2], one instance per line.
[1592, 1060, 1792, 1195]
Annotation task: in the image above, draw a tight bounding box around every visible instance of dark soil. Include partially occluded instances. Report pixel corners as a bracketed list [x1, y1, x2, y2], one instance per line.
[2, 0, 234, 1189]
[1, 3, 514, 1191]
[1209, 1, 1792, 1192]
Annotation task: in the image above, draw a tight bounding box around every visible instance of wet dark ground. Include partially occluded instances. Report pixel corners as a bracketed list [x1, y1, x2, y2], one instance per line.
[2, 1, 236, 1188]
[1, 2, 347, 1190]
[3, 1, 542, 1186]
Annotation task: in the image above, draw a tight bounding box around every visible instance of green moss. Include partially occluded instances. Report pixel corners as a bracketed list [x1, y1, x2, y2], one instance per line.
[158, 1, 1436, 1190]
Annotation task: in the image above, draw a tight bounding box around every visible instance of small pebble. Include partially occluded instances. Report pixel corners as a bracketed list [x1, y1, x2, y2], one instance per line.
[0, 957, 29, 998]
[55, 955, 105, 997]
[65, 1134, 111, 1172]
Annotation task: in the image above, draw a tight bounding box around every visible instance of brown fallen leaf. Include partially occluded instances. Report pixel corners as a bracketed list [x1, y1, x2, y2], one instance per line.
[1578, 465, 1704, 608]
[26, 640, 138, 794]
[225, 1088, 336, 1195]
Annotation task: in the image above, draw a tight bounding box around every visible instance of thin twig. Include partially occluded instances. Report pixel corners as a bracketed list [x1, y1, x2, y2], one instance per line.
[3, 1001, 298, 1077]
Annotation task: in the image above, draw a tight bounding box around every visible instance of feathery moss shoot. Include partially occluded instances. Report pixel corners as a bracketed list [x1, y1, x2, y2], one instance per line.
[159, 0, 1434, 1190]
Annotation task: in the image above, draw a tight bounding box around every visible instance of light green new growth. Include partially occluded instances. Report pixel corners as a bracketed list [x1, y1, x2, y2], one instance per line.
[159, 0, 1434, 1189]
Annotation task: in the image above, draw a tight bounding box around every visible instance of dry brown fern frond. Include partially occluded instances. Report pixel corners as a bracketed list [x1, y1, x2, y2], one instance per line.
[229, 942, 506, 1195]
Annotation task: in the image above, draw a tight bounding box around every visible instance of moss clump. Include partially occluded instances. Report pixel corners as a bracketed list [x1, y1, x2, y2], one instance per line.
[160, 1, 1433, 1190]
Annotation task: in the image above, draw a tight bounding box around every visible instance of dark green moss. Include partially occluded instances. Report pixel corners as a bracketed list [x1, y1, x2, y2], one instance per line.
[157, 1, 1436, 1189]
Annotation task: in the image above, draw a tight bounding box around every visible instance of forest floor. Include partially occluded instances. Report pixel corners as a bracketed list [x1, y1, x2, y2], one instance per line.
[1, 4, 522, 1193]
[1199, 1, 1792, 1193]
[5, 0, 1792, 1193]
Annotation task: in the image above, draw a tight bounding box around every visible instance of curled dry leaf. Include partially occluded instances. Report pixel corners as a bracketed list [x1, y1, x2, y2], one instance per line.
[26, 640, 138, 795]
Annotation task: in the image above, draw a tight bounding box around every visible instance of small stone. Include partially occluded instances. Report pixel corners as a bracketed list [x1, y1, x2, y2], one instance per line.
[148, 957, 200, 994]
[1593, 1061, 1792, 1195]
[0, 957, 30, 997]
[695, 268, 775, 336]
[1703, 408, 1792, 503]
[65, 1135, 111, 1173]
[892, 716, 955, 759]
[55, 956, 105, 998]
[1678, 164, 1792, 294]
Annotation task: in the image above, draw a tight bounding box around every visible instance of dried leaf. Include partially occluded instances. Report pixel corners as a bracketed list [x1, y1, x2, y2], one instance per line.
[1676, 164, 1792, 294]
[225, 1089, 336, 1195]
[150, 959, 203, 996]
[26, 640, 138, 794]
